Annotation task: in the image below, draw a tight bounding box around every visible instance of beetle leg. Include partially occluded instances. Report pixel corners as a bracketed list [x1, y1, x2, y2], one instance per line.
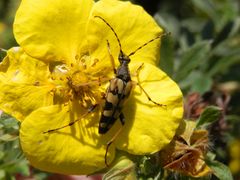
[107, 40, 117, 74]
[104, 112, 125, 166]
[133, 64, 167, 108]
[136, 82, 166, 107]
[43, 104, 98, 134]
[119, 112, 125, 125]
[131, 63, 144, 78]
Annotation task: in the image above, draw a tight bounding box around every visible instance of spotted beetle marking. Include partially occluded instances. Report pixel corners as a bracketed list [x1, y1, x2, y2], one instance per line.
[99, 77, 132, 134]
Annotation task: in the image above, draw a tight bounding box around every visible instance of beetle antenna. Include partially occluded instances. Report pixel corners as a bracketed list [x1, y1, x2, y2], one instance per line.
[128, 32, 171, 57]
[95, 16, 123, 53]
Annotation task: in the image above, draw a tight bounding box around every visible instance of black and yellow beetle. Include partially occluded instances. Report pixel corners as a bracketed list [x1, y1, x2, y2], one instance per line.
[95, 16, 167, 165]
[98, 45, 132, 134]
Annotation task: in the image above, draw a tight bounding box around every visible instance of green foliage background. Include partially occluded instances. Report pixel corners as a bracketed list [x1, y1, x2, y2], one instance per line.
[0, 0, 240, 179]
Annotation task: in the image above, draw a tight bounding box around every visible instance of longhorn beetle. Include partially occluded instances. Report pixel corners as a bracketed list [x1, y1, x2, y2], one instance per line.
[94, 16, 168, 166]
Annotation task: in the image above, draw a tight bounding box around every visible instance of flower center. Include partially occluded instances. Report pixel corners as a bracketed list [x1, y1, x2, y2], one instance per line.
[70, 71, 90, 92]
[50, 55, 111, 108]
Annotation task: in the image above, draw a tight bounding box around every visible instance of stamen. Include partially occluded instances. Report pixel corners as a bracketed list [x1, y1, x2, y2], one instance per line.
[75, 55, 80, 60]
[34, 81, 40, 86]
[91, 58, 99, 67]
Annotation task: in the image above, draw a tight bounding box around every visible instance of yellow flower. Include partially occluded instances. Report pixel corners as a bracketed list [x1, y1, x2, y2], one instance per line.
[0, 0, 183, 175]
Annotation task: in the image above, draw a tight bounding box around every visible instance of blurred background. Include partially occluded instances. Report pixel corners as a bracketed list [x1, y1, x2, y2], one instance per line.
[0, 0, 240, 179]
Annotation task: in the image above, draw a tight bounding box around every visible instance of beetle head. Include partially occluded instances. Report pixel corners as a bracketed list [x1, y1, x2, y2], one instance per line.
[118, 50, 130, 64]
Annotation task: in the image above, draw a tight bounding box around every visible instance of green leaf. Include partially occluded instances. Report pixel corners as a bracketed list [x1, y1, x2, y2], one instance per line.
[191, 0, 238, 32]
[190, 0, 224, 32]
[179, 70, 212, 93]
[103, 157, 136, 180]
[0, 117, 19, 130]
[159, 36, 174, 77]
[206, 152, 216, 161]
[8, 161, 30, 177]
[0, 170, 5, 180]
[191, 0, 217, 20]
[0, 151, 5, 160]
[0, 134, 18, 142]
[196, 106, 222, 128]
[208, 54, 240, 76]
[205, 160, 233, 180]
[153, 169, 163, 180]
[179, 71, 201, 90]
[190, 73, 212, 93]
[212, 21, 234, 47]
[155, 13, 180, 40]
[33, 172, 50, 180]
[139, 156, 154, 176]
[174, 40, 211, 82]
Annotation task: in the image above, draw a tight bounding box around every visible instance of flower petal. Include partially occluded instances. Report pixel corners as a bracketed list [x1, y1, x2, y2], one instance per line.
[0, 48, 53, 121]
[105, 62, 183, 154]
[0, 84, 53, 121]
[0, 47, 50, 82]
[87, 0, 163, 67]
[14, 0, 94, 62]
[20, 105, 115, 174]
